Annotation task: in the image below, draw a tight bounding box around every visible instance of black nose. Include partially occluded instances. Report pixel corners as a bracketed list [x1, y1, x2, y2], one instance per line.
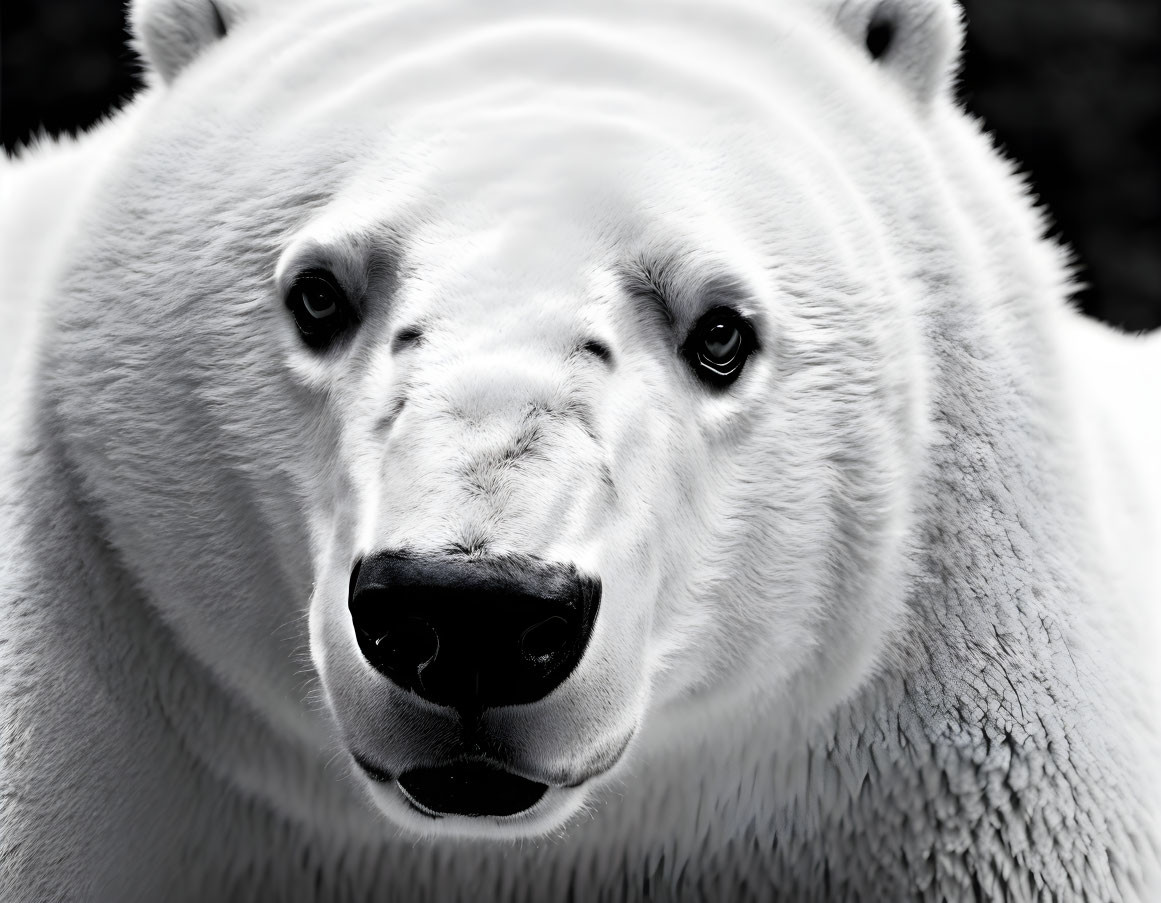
[348, 552, 600, 710]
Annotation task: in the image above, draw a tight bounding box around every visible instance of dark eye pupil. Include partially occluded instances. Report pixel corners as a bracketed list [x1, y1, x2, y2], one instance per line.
[682, 306, 754, 388]
[302, 286, 338, 319]
[286, 270, 353, 350]
[702, 322, 741, 363]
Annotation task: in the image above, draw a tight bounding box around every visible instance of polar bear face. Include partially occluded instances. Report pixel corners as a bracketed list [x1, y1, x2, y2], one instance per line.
[50, 0, 950, 837]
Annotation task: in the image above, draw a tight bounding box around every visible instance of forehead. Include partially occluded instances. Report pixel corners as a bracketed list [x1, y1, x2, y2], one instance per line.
[242, 0, 896, 318]
[273, 117, 861, 354]
[282, 82, 851, 269]
[227, 0, 862, 172]
[186, 0, 899, 231]
[280, 116, 795, 329]
[241, 0, 827, 111]
[300, 114, 711, 258]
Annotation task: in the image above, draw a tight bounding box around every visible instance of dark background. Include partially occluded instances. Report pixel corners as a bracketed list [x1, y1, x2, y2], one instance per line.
[3, 0, 1158, 331]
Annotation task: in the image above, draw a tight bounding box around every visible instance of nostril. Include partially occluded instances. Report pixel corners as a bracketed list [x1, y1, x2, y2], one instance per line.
[520, 615, 572, 664]
[373, 615, 439, 670]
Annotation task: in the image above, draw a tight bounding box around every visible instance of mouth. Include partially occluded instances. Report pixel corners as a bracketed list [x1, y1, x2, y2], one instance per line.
[399, 762, 549, 817]
[354, 754, 549, 817]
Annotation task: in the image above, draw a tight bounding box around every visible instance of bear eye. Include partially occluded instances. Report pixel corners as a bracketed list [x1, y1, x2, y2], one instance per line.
[285, 269, 355, 349]
[683, 307, 755, 388]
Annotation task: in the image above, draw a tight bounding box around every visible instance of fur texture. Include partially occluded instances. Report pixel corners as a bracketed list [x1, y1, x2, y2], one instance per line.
[2, 0, 1160, 899]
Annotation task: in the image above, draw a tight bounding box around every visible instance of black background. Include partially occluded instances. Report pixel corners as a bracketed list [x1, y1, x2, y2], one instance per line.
[3, 0, 1158, 331]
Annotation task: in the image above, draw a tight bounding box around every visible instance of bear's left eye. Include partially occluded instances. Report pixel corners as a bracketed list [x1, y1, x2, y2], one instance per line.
[285, 269, 355, 350]
[683, 307, 755, 388]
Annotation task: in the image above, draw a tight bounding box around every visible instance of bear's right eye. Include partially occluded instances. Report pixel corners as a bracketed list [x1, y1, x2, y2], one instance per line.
[285, 269, 356, 350]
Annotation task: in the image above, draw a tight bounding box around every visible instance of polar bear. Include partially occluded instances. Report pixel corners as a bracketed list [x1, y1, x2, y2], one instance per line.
[2, 0, 1160, 899]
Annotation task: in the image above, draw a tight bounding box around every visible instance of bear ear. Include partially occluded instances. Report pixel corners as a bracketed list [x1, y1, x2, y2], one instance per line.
[835, 0, 963, 104]
[131, 0, 232, 84]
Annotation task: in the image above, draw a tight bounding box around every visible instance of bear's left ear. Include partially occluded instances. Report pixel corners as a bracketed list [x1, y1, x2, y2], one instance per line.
[835, 0, 963, 104]
[131, 0, 233, 84]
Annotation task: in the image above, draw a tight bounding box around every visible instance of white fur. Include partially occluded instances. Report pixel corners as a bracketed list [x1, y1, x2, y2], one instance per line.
[2, 0, 1160, 899]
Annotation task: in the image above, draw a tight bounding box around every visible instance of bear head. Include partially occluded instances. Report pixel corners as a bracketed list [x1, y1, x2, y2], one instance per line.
[46, 0, 962, 837]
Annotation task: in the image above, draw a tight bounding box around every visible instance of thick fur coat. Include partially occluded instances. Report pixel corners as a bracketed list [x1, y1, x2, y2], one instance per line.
[2, 0, 1160, 900]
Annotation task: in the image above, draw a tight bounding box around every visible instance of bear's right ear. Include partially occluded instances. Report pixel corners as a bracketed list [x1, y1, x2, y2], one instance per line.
[835, 0, 963, 104]
[131, 0, 232, 84]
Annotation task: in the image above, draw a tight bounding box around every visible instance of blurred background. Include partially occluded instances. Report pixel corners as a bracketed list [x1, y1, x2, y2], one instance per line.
[2, 0, 1158, 331]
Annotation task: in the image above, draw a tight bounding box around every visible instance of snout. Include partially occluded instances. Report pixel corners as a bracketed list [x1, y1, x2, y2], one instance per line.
[348, 551, 600, 711]
[342, 551, 616, 821]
